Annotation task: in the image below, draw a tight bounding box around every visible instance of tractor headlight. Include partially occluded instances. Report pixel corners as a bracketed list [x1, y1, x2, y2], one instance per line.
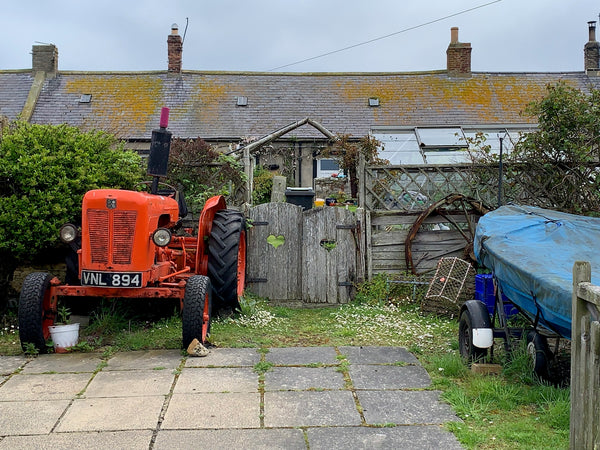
[152, 228, 172, 247]
[59, 223, 78, 243]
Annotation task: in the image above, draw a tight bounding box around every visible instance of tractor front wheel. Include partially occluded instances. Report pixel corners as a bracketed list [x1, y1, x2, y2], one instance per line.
[207, 210, 247, 313]
[182, 275, 212, 348]
[18, 272, 55, 353]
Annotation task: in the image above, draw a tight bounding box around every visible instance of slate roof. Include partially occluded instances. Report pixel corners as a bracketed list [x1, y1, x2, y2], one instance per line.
[2, 69, 600, 140]
[0, 71, 35, 120]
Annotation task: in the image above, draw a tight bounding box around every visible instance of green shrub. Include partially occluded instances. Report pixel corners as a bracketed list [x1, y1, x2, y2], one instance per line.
[252, 166, 275, 205]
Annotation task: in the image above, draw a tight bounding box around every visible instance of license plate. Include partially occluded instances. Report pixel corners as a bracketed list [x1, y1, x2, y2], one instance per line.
[81, 271, 143, 288]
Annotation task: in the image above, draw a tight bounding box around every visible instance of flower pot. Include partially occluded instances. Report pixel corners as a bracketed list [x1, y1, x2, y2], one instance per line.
[48, 323, 80, 353]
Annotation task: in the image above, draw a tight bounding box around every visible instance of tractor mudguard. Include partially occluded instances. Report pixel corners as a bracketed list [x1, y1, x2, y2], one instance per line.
[195, 195, 227, 275]
[460, 299, 494, 349]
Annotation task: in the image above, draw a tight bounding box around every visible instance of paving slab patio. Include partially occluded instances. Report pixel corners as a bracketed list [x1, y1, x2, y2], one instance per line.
[0, 372, 91, 401]
[19, 353, 102, 374]
[154, 429, 306, 450]
[0, 346, 463, 449]
[0, 430, 153, 450]
[0, 356, 27, 376]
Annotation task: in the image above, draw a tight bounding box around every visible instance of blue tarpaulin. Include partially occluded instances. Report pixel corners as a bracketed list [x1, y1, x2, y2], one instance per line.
[474, 204, 600, 339]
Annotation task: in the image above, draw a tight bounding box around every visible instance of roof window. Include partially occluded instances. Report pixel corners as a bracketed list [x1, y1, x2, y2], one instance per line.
[415, 127, 467, 150]
[368, 97, 380, 107]
[236, 96, 248, 106]
[79, 94, 92, 103]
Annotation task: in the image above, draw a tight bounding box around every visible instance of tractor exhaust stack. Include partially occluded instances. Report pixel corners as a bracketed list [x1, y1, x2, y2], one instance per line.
[147, 107, 172, 194]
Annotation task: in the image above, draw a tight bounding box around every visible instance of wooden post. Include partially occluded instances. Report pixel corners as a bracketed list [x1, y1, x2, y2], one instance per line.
[365, 210, 373, 281]
[358, 153, 366, 209]
[243, 146, 253, 205]
[271, 176, 287, 203]
[571, 261, 600, 450]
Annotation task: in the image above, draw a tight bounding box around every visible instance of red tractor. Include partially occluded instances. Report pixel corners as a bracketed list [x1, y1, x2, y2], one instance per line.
[18, 108, 247, 352]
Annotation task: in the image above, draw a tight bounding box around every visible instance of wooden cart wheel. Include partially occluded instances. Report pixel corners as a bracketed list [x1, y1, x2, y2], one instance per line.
[405, 193, 490, 275]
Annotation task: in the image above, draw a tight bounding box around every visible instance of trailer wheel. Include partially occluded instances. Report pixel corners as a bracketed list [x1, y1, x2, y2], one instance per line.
[459, 309, 488, 362]
[526, 331, 550, 379]
[18, 272, 55, 353]
[207, 210, 246, 312]
[182, 275, 212, 348]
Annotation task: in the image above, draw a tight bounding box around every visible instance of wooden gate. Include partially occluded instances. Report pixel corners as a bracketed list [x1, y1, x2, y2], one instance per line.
[246, 203, 361, 304]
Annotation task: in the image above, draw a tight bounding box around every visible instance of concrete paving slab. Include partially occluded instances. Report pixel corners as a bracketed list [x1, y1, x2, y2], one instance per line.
[0, 430, 153, 449]
[264, 391, 362, 427]
[105, 350, 183, 371]
[264, 366, 345, 391]
[0, 400, 70, 435]
[358, 390, 461, 425]
[84, 369, 175, 397]
[307, 425, 464, 450]
[174, 367, 258, 393]
[55, 396, 165, 432]
[349, 365, 431, 390]
[154, 428, 306, 449]
[339, 346, 420, 365]
[20, 353, 102, 374]
[0, 373, 91, 401]
[162, 392, 260, 429]
[265, 347, 339, 365]
[185, 347, 261, 367]
[0, 356, 28, 376]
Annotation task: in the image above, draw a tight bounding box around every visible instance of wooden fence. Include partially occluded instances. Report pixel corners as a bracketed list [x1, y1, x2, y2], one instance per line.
[570, 261, 600, 450]
[246, 203, 363, 304]
[366, 209, 481, 277]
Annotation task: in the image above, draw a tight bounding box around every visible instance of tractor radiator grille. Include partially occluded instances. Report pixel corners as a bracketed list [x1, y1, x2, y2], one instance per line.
[87, 210, 109, 263]
[87, 209, 137, 264]
[112, 211, 137, 264]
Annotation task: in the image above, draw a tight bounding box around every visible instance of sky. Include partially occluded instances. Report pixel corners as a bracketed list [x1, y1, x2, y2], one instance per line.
[2, 0, 599, 73]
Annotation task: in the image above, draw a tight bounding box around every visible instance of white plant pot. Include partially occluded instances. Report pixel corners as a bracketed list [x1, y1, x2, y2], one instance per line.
[49, 323, 80, 352]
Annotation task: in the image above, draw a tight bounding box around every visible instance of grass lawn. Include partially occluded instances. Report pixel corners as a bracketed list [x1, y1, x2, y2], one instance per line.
[0, 280, 570, 449]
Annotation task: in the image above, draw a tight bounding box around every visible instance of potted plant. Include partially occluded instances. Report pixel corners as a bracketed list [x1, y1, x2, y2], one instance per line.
[48, 306, 80, 353]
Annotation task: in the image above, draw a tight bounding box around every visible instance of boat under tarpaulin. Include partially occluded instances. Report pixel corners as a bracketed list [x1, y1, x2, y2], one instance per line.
[474, 204, 600, 340]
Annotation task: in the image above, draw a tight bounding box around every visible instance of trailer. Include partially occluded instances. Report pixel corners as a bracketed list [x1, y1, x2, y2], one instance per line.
[458, 204, 600, 378]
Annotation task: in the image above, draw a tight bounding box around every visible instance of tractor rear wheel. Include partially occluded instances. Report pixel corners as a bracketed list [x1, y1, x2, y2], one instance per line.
[18, 272, 55, 353]
[207, 210, 246, 313]
[182, 275, 212, 348]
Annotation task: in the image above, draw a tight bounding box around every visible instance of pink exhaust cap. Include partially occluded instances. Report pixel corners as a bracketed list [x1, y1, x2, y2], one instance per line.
[160, 107, 169, 128]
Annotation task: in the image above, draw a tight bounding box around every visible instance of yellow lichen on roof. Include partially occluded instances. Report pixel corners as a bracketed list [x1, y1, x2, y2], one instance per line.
[338, 74, 579, 124]
[65, 75, 163, 137]
[182, 78, 230, 126]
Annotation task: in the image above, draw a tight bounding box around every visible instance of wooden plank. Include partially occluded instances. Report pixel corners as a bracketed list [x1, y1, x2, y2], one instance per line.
[247, 203, 302, 302]
[366, 210, 373, 281]
[302, 207, 357, 304]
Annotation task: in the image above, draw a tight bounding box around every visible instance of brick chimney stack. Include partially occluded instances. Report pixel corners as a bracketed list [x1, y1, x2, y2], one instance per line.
[168, 24, 183, 73]
[584, 21, 600, 73]
[32, 44, 58, 76]
[446, 27, 472, 77]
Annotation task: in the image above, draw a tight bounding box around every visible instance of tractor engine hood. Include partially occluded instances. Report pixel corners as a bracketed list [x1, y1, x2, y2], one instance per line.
[80, 189, 179, 273]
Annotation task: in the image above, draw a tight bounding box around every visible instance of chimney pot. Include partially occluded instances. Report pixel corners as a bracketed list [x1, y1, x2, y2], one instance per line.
[589, 21, 597, 42]
[450, 27, 459, 44]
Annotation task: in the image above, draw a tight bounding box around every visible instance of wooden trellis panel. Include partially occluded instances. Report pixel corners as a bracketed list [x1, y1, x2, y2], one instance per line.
[360, 162, 600, 213]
